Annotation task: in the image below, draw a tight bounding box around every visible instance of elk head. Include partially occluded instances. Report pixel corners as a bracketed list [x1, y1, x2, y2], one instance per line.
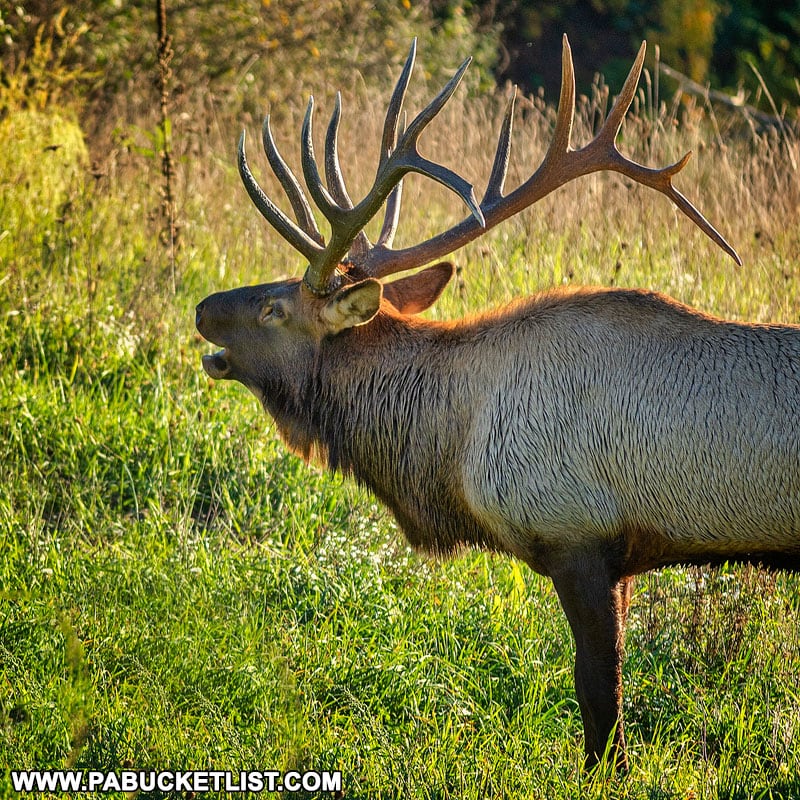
[196, 36, 739, 403]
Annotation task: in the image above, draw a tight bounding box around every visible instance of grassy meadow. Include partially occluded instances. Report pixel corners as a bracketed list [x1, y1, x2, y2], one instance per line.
[2, 43, 800, 799]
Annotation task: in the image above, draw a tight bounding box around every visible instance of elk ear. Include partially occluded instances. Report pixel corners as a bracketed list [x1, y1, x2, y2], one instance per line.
[321, 278, 383, 334]
[382, 262, 455, 314]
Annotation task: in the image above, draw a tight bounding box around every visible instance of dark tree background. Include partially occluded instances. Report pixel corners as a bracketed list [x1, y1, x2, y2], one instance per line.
[437, 0, 800, 109]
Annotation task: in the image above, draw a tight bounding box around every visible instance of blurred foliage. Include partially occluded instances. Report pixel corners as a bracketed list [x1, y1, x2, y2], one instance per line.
[0, 4, 92, 114]
[476, 0, 799, 113]
[0, 0, 498, 144]
[651, 0, 719, 83]
[713, 2, 800, 112]
[0, 108, 88, 232]
[2, 0, 798, 148]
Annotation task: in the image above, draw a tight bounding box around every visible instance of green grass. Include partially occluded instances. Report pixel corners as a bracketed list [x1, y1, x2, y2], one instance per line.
[2, 80, 800, 798]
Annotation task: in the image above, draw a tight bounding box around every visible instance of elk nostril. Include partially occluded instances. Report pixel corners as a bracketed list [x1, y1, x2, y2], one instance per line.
[195, 302, 204, 328]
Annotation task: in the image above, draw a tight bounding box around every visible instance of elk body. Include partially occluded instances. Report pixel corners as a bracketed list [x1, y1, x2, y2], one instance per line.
[195, 38, 800, 769]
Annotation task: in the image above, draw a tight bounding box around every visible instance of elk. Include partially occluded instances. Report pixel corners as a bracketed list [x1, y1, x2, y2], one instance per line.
[195, 38, 800, 769]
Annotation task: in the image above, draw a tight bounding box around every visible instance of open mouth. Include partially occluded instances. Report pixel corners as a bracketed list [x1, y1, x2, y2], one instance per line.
[201, 350, 232, 379]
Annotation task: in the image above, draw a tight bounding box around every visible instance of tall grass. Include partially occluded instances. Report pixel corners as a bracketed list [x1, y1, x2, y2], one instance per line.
[1, 52, 800, 798]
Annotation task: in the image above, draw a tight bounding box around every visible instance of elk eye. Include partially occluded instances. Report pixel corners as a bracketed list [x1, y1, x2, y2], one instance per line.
[259, 301, 284, 324]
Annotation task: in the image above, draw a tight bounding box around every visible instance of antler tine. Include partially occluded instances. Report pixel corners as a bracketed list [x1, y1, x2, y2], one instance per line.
[484, 88, 516, 204]
[325, 93, 354, 209]
[261, 116, 324, 246]
[514, 35, 577, 195]
[300, 96, 365, 292]
[485, 35, 573, 202]
[376, 183, 403, 248]
[381, 56, 485, 229]
[376, 113, 407, 249]
[325, 93, 372, 258]
[399, 55, 471, 150]
[301, 97, 346, 226]
[608, 151, 743, 264]
[237, 130, 325, 263]
[303, 91, 399, 290]
[380, 40, 416, 168]
[595, 40, 646, 148]
[550, 34, 576, 157]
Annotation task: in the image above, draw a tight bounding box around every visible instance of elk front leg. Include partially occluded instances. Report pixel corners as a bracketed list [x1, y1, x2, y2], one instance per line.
[550, 556, 632, 770]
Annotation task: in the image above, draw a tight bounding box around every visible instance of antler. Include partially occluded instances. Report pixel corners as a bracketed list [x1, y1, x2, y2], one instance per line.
[354, 36, 741, 276]
[238, 39, 485, 295]
[238, 37, 740, 294]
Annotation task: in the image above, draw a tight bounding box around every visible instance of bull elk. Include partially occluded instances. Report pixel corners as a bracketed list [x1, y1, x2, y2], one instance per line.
[195, 38, 800, 769]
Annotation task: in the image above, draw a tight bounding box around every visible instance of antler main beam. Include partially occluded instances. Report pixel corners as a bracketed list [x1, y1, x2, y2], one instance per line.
[351, 36, 740, 278]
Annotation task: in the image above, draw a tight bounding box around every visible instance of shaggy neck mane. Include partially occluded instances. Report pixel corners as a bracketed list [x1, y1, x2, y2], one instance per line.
[312, 311, 444, 477]
[266, 308, 497, 554]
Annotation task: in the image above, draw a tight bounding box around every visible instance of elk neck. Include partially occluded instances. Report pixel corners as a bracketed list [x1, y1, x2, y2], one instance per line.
[275, 308, 502, 555]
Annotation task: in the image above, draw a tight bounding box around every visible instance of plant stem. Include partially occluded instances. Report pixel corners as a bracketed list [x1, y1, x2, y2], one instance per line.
[156, 0, 177, 293]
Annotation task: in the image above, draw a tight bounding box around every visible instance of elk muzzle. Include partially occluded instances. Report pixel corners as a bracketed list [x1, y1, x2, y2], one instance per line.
[196, 298, 233, 380]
